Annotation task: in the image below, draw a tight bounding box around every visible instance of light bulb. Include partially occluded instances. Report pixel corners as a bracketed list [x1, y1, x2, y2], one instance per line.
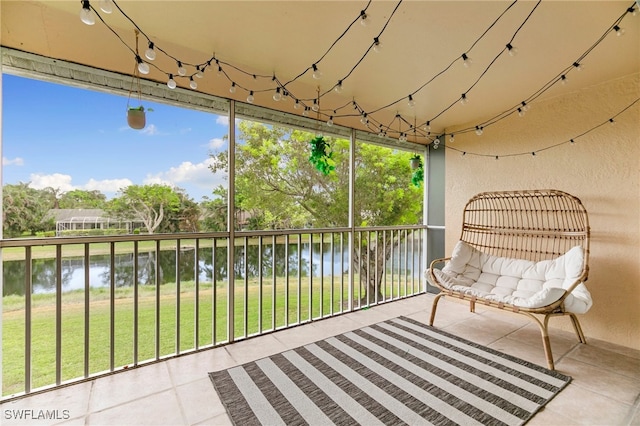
[312, 103, 319, 112]
[195, 66, 204, 78]
[407, 95, 415, 107]
[460, 94, 468, 105]
[425, 121, 431, 131]
[145, 42, 156, 61]
[229, 82, 236, 94]
[327, 116, 334, 126]
[373, 37, 382, 53]
[189, 77, 197, 90]
[247, 91, 254, 104]
[518, 107, 525, 117]
[613, 25, 625, 36]
[475, 126, 483, 136]
[334, 81, 343, 93]
[177, 61, 187, 76]
[449, 134, 454, 143]
[167, 75, 176, 89]
[137, 58, 149, 75]
[560, 75, 568, 85]
[273, 88, 282, 101]
[462, 53, 472, 68]
[99, 0, 112, 13]
[360, 114, 368, 125]
[80, 1, 95, 25]
[312, 64, 322, 80]
[573, 62, 583, 72]
[302, 107, 309, 116]
[506, 43, 518, 56]
[360, 10, 368, 26]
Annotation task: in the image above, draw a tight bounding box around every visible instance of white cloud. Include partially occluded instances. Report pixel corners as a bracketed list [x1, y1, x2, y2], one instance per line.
[27, 173, 132, 196]
[140, 123, 160, 135]
[29, 173, 75, 192]
[3, 157, 24, 166]
[84, 178, 133, 194]
[208, 137, 226, 150]
[215, 115, 229, 126]
[144, 158, 226, 197]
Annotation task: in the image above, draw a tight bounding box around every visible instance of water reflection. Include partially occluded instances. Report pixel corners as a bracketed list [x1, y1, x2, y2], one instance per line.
[3, 242, 419, 296]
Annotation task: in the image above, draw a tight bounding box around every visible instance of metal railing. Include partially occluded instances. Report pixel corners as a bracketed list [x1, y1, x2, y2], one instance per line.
[0, 225, 425, 400]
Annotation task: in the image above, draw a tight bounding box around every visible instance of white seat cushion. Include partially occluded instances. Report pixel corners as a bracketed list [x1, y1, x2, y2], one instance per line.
[431, 240, 592, 314]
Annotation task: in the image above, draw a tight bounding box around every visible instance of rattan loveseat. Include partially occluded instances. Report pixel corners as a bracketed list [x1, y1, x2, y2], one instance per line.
[427, 189, 591, 370]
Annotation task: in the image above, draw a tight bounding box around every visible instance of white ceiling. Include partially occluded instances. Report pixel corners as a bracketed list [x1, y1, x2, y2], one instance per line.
[2, 0, 639, 145]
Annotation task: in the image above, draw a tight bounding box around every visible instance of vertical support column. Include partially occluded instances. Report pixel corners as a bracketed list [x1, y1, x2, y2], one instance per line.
[227, 100, 236, 342]
[348, 129, 356, 311]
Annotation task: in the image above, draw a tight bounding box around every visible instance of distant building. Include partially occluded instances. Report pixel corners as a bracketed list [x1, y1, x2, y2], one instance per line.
[46, 209, 144, 236]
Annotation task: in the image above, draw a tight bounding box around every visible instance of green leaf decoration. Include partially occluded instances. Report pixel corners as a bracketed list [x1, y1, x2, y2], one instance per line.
[308, 136, 335, 175]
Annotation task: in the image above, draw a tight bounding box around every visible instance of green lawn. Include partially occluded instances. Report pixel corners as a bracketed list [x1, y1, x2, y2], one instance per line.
[2, 274, 418, 396]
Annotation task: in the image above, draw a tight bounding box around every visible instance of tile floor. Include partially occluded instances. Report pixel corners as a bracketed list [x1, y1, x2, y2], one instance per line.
[2, 293, 639, 425]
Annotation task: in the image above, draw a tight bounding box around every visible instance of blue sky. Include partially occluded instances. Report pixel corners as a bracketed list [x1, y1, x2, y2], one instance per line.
[1, 74, 229, 202]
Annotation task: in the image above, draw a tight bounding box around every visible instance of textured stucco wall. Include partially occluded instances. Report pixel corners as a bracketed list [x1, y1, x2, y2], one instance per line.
[443, 73, 640, 349]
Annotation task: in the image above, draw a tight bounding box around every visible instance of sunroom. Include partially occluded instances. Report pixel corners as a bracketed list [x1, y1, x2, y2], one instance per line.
[1, 1, 639, 425]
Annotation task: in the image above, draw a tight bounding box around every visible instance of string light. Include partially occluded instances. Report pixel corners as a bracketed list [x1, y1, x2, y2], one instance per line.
[311, 64, 322, 80]
[360, 113, 368, 125]
[327, 116, 334, 126]
[247, 91, 255, 104]
[461, 53, 472, 68]
[293, 100, 301, 110]
[373, 37, 382, 53]
[560, 74, 568, 85]
[573, 62, 583, 71]
[99, 0, 113, 14]
[167, 74, 176, 89]
[449, 134, 454, 143]
[302, 106, 310, 116]
[273, 87, 282, 101]
[144, 41, 156, 61]
[80, 0, 634, 145]
[425, 121, 431, 131]
[136, 55, 149, 74]
[80, 0, 95, 25]
[312, 99, 319, 112]
[177, 61, 186, 76]
[189, 77, 197, 89]
[229, 82, 236, 93]
[359, 10, 368, 26]
[443, 98, 638, 159]
[628, 5, 638, 16]
[407, 95, 415, 107]
[475, 126, 483, 135]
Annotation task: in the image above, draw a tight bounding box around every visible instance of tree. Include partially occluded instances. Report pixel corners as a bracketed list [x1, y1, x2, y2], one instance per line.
[2, 183, 56, 237]
[209, 121, 423, 302]
[107, 184, 182, 234]
[58, 189, 107, 209]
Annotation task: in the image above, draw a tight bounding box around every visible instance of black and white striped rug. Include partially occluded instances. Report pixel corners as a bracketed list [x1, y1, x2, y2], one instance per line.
[209, 316, 571, 426]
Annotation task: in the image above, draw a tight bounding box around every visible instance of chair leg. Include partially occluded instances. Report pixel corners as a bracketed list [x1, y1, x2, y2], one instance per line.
[568, 313, 587, 344]
[523, 313, 555, 370]
[541, 315, 555, 370]
[429, 293, 445, 326]
[469, 300, 476, 313]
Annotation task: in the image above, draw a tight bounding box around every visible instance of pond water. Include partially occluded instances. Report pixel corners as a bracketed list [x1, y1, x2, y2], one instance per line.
[3, 242, 421, 296]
